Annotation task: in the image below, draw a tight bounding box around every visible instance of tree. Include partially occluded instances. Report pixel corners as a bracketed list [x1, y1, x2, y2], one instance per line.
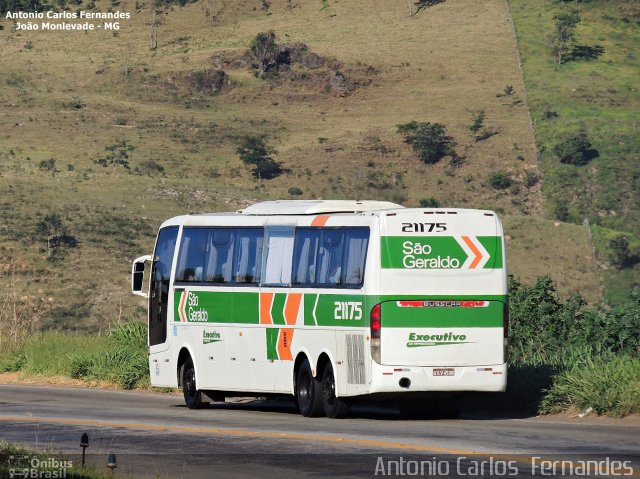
[468, 110, 486, 139]
[397, 121, 456, 164]
[36, 214, 65, 258]
[609, 236, 631, 270]
[549, 8, 581, 64]
[248, 31, 279, 77]
[553, 130, 598, 166]
[236, 136, 283, 180]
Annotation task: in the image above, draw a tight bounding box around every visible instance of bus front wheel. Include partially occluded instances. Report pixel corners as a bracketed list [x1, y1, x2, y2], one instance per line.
[296, 359, 323, 417]
[321, 363, 350, 419]
[182, 357, 206, 409]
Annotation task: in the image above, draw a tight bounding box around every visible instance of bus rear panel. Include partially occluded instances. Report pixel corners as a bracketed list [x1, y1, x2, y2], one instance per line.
[369, 209, 507, 394]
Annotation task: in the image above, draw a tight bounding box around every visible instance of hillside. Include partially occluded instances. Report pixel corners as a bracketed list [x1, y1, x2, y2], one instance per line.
[0, 0, 612, 330]
[510, 0, 639, 304]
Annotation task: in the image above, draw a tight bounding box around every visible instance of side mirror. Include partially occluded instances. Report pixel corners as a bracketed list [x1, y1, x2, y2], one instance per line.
[131, 255, 153, 298]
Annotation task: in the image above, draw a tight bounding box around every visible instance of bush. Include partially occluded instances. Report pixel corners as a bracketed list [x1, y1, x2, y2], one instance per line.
[397, 121, 456, 164]
[248, 31, 281, 77]
[524, 171, 540, 187]
[608, 236, 632, 269]
[419, 197, 439, 208]
[540, 355, 640, 417]
[488, 172, 512, 190]
[288, 187, 303, 196]
[235, 135, 283, 179]
[553, 130, 599, 165]
[37, 158, 58, 175]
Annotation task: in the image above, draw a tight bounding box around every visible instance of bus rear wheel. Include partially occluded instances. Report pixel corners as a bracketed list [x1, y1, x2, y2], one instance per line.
[321, 363, 350, 419]
[296, 359, 323, 417]
[182, 357, 206, 409]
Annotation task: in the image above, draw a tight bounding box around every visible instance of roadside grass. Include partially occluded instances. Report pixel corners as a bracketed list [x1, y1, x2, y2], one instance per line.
[539, 355, 640, 418]
[0, 320, 149, 390]
[0, 441, 112, 479]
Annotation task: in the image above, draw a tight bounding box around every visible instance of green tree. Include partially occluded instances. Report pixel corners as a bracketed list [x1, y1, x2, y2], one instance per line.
[609, 236, 631, 269]
[419, 197, 439, 208]
[397, 121, 456, 164]
[553, 130, 598, 166]
[36, 213, 65, 258]
[489, 172, 512, 190]
[468, 110, 486, 139]
[236, 136, 283, 180]
[248, 31, 279, 77]
[549, 8, 581, 64]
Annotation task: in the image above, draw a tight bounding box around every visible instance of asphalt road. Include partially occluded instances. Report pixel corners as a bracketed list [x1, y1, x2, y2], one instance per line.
[0, 385, 638, 478]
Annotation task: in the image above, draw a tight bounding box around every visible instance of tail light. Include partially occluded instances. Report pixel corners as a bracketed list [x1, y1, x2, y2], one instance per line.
[370, 303, 381, 363]
[503, 302, 509, 362]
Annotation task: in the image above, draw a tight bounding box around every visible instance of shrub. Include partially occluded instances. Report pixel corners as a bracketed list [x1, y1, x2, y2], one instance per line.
[524, 171, 540, 187]
[396, 121, 456, 164]
[540, 355, 640, 417]
[489, 172, 512, 190]
[288, 187, 303, 196]
[38, 158, 58, 175]
[608, 236, 632, 269]
[94, 139, 134, 171]
[419, 197, 439, 208]
[235, 135, 283, 180]
[554, 130, 599, 165]
[468, 110, 486, 137]
[248, 31, 280, 77]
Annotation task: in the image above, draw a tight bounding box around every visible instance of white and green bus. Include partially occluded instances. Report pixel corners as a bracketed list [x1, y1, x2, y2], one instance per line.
[132, 200, 508, 418]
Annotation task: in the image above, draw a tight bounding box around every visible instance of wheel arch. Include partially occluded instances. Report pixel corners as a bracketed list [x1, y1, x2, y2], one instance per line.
[176, 346, 195, 387]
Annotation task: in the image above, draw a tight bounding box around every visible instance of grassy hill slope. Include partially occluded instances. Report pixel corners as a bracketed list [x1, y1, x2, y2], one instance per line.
[0, 0, 604, 330]
[509, 0, 639, 304]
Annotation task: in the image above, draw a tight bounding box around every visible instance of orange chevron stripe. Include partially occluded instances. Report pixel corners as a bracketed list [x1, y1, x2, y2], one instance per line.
[277, 328, 294, 361]
[461, 235, 482, 269]
[179, 291, 188, 322]
[284, 293, 302, 326]
[259, 293, 274, 324]
[311, 215, 330, 226]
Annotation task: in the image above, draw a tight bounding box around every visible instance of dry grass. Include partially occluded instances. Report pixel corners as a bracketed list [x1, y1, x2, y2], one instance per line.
[0, 0, 601, 328]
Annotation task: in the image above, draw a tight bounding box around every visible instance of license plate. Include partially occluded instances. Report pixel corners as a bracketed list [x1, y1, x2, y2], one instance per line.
[433, 368, 455, 377]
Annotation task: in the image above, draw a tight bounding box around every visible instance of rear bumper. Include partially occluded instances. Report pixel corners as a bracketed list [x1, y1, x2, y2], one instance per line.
[366, 362, 507, 394]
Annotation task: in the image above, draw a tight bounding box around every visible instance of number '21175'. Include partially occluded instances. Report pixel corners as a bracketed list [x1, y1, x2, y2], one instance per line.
[334, 302, 363, 320]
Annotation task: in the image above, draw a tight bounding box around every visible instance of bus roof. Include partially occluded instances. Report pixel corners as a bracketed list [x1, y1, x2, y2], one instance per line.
[239, 200, 404, 216]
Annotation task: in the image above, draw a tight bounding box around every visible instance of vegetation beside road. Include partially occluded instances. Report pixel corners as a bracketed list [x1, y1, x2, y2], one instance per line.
[1, 278, 637, 418]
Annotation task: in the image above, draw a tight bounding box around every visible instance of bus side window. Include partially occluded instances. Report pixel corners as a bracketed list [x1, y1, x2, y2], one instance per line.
[317, 230, 345, 285]
[234, 228, 263, 284]
[207, 229, 234, 284]
[175, 229, 209, 283]
[262, 226, 295, 286]
[343, 229, 369, 286]
[292, 229, 320, 285]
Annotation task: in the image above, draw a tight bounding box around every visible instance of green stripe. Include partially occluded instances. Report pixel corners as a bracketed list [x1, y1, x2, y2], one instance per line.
[271, 293, 286, 325]
[266, 328, 279, 360]
[478, 236, 503, 269]
[380, 300, 504, 328]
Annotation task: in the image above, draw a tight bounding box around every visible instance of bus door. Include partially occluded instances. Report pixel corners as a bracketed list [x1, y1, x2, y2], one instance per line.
[149, 226, 179, 386]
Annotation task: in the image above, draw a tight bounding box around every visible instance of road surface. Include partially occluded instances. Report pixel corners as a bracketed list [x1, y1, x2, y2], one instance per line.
[0, 385, 638, 478]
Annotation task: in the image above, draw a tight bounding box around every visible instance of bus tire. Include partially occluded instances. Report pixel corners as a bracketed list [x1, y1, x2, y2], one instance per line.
[321, 363, 350, 419]
[296, 359, 323, 417]
[182, 357, 206, 409]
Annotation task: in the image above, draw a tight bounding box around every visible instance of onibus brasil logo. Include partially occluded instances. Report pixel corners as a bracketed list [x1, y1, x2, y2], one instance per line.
[406, 332, 472, 348]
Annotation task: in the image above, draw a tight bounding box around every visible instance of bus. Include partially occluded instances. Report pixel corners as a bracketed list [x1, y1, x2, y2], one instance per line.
[131, 200, 508, 418]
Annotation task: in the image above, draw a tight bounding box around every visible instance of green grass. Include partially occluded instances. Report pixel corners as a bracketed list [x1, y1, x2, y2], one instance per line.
[540, 355, 640, 418]
[0, 320, 149, 389]
[0, 441, 113, 479]
[509, 0, 640, 303]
